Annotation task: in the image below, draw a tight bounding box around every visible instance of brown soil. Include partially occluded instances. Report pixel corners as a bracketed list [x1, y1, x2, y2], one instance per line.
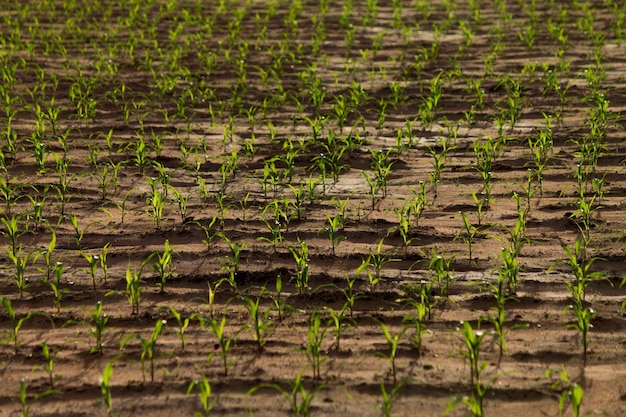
[1, 1, 626, 416]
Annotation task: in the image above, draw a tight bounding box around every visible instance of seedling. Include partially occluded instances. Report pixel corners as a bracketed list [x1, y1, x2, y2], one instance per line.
[121, 257, 152, 315]
[289, 239, 310, 294]
[121, 319, 167, 383]
[459, 320, 488, 385]
[556, 371, 585, 417]
[8, 247, 33, 298]
[187, 374, 218, 417]
[455, 212, 480, 267]
[100, 362, 114, 416]
[303, 310, 328, 380]
[240, 294, 273, 351]
[379, 380, 405, 417]
[203, 313, 237, 377]
[217, 233, 246, 290]
[40, 341, 58, 389]
[375, 319, 406, 383]
[86, 301, 109, 355]
[152, 239, 175, 293]
[164, 306, 191, 351]
[2, 297, 36, 355]
[326, 304, 354, 352]
[321, 213, 346, 256]
[81, 252, 100, 291]
[248, 369, 324, 417]
[19, 378, 53, 417]
[428, 247, 455, 298]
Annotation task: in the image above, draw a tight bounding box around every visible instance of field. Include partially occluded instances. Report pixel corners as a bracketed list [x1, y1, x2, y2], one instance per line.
[1, 0, 626, 416]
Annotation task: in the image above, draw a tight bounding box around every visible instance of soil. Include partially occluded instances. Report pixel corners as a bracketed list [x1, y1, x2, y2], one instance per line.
[1, 1, 626, 417]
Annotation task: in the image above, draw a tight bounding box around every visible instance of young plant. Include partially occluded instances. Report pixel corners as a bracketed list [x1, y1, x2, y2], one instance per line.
[379, 380, 405, 417]
[321, 213, 346, 255]
[459, 320, 488, 385]
[40, 341, 58, 389]
[87, 301, 109, 355]
[164, 306, 191, 351]
[375, 319, 406, 383]
[100, 362, 114, 417]
[427, 247, 455, 298]
[562, 236, 604, 303]
[81, 251, 100, 291]
[152, 239, 175, 293]
[326, 304, 354, 352]
[401, 292, 431, 358]
[455, 212, 479, 267]
[204, 313, 237, 377]
[248, 369, 324, 417]
[559, 378, 584, 417]
[19, 378, 53, 417]
[271, 275, 293, 322]
[565, 302, 596, 362]
[303, 310, 328, 380]
[146, 182, 166, 230]
[121, 257, 152, 315]
[187, 374, 218, 417]
[2, 297, 36, 355]
[359, 238, 398, 292]
[217, 233, 246, 290]
[289, 239, 310, 294]
[240, 294, 273, 351]
[8, 247, 33, 298]
[121, 319, 167, 383]
[47, 261, 65, 313]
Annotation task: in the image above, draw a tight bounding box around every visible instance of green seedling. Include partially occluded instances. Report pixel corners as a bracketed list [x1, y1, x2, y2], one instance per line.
[86, 301, 110, 355]
[427, 247, 455, 298]
[152, 239, 175, 293]
[326, 304, 354, 352]
[2, 297, 36, 354]
[100, 362, 113, 416]
[240, 294, 273, 351]
[120, 257, 152, 315]
[170, 186, 192, 225]
[35, 228, 56, 283]
[321, 213, 346, 256]
[445, 380, 490, 417]
[81, 252, 100, 291]
[455, 212, 480, 267]
[303, 310, 328, 380]
[203, 314, 237, 377]
[459, 320, 488, 385]
[401, 295, 430, 357]
[1, 214, 29, 257]
[562, 236, 604, 303]
[121, 319, 166, 383]
[217, 233, 246, 290]
[8, 247, 34, 298]
[556, 371, 584, 417]
[289, 239, 310, 294]
[40, 341, 58, 390]
[271, 275, 293, 322]
[146, 185, 166, 230]
[379, 380, 405, 417]
[248, 369, 324, 417]
[375, 319, 406, 383]
[163, 306, 191, 351]
[19, 378, 53, 417]
[48, 262, 65, 313]
[187, 374, 218, 417]
[99, 243, 111, 283]
[68, 214, 95, 249]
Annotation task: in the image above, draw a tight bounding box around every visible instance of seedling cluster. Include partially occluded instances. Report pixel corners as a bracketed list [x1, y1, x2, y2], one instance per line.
[0, 0, 625, 416]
